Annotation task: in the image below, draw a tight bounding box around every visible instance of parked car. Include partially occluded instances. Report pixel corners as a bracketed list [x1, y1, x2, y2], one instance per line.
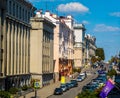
[79, 72, 87, 79]
[82, 85, 96, 91]
[76, 76, 83, 82]
[67, 82, 75, 88]
[60, 85, 67, 92]
[65, 83, 71, 89]
[54, 88, 63, 95]
[70, 79, 78, 87]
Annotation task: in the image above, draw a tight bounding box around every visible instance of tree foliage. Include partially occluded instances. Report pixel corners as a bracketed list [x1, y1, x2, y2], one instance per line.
[91, 56, 97, 64]
[0, 91, 11, 98]
[77, 90, 98, 98]
[96, 48, 105, 61]
[107, 69, 117, 77]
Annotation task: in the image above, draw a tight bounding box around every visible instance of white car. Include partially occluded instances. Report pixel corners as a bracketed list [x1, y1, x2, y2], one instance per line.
[76, 77, 83, 82]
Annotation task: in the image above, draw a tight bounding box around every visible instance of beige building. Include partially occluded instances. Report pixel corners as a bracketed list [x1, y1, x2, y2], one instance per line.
[0, 0, 6, 90]
[0, 0, 36, 90]
[73, 24, 86, 69]
[30, 12, 55, 87]
[43, 11, 74, 81]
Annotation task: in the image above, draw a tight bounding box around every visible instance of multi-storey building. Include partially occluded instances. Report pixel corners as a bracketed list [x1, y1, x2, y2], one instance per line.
[84, 34, 97, 64]
[30, 11, 55, 87]
[0, 0, 6, 91]
[0, 0, 36, 90]
[73, 24, 86, 69]
[44, 11, 74, 81]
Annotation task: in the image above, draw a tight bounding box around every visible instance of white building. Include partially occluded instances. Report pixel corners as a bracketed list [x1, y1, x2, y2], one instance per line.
[73, 24, 86, 69]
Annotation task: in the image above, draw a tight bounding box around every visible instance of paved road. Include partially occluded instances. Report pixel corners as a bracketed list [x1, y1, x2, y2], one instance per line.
[19, 67, 98, 98]
[48, 73, 98, 98]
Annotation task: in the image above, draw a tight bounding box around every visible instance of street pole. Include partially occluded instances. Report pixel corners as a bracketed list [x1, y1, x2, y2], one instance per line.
[35, 89, 37, 98]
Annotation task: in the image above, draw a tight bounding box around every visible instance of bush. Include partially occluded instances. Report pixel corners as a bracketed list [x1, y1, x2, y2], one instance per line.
[22, 85, 28, 91]
[0, 91, 11, 98]
[77, 90, 98, 98]
[73, 68, 81, 73]
[9, 87, 18, 94]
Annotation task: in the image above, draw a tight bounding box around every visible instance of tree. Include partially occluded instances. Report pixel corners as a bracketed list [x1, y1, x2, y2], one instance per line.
[91, 56, 97, 64]
[96, 48, 105, 61]
[107, 69, 117, 77]
[77, 90, 98, 98]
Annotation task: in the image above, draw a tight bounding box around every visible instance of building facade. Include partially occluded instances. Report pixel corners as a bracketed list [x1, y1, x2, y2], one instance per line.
[30, 12, 55, 87]
[84, 34, 97, 64]
[0, 0, 6, 90]
[57, 16, 74, 80]
[0, 0, 36, 90]
[43, 11, 74, 81]
[73, 24, 86, 69]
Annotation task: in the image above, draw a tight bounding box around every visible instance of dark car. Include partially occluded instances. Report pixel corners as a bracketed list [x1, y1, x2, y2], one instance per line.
[54, 88, 63, 95]
[60, 85, 67, 92]
[65, 83, 71, 90]
[71, 79, 78, 87]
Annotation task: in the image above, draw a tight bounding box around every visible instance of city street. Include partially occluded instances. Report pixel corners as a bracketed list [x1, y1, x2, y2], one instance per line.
[48, 71, 98, 98]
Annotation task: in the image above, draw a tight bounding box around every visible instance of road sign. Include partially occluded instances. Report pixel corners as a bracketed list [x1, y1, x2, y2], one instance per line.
[34, 82, 40, 88]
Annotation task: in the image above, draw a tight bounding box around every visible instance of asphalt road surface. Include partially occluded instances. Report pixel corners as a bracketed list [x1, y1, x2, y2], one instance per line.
[48, 72, 98, 98]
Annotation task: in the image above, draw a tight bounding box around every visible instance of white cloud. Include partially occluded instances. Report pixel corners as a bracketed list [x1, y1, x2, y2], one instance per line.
[94, 24, 120, 32]
[110, 12, 120, 17]
[82, 20, 89, 24]
[57, 2, 89, 13]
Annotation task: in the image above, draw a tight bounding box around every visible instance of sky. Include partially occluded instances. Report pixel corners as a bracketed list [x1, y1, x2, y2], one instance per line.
[29, 0, 120, 61]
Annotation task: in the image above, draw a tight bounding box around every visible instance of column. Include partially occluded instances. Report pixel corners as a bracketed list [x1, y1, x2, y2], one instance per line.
[21, 25, 23, 74]
[26, 28, 28, 73]
[28, 28, 30, 73]
[23, 27, 26, 74]
[11, 22, 14, 75]
[7, 20, 10, 75]
[18, 24, 21, 74]
[24, 27, 26, 73]
[14, 22, 17, 74]
[16, 24, 19, 74]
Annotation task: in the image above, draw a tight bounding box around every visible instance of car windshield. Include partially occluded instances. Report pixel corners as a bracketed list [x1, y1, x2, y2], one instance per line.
[55, 88, 61, 91]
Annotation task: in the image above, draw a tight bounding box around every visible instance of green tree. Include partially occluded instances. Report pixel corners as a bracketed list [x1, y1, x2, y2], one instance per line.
[77, 90, 98, 98]
[96, 48, 105, 61]
[107, 69, 117, 77]
[91, 56, 97, 64]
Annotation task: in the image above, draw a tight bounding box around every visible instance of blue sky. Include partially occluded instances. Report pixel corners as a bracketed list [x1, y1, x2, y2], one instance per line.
[29, 0, 120, 61]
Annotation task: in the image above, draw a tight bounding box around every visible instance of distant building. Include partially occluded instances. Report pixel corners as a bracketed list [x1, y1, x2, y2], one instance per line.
[73, 24, 86, 69]
[84, 34, 97, 64]
[30, 11, 55, 87]
[0, 0, 36, 90]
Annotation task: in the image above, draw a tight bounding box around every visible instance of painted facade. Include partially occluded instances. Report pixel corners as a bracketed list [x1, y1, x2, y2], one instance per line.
[44, 11, 74, 81]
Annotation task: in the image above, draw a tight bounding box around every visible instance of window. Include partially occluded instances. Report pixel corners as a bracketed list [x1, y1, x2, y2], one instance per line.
[16, 5, 18, 18]
[22, 8, 24, 21]
[9, 1, 11, 14]
[19, 7, 21, 19]
[13, 3, 15, 16]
